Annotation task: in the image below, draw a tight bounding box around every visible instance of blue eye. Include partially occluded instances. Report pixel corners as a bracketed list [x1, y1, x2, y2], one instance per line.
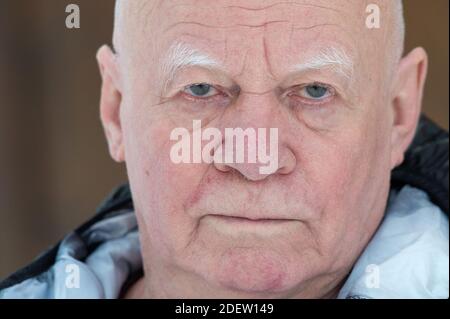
[301, 84, 330, 99]
[184, 83, 217, 97]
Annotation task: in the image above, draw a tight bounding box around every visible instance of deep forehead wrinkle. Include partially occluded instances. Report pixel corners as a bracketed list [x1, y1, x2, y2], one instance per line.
[167, 1, 341, 13]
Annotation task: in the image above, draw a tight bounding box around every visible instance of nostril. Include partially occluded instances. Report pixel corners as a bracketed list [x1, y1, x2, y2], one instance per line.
[277, 149, 297, 175]
[222, 162, 272, 182]
[214, 161, 232, 173]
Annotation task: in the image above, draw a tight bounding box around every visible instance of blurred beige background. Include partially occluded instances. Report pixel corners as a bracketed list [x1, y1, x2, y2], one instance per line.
[0, 0, 448, 279]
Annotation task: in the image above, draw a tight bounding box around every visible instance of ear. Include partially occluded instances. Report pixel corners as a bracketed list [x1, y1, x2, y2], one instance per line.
[97, 45, 125, 163]
[390, 47, 428, 169]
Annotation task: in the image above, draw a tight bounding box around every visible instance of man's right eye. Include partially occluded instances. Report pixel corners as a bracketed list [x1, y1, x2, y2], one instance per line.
[183, 83, 218, 98]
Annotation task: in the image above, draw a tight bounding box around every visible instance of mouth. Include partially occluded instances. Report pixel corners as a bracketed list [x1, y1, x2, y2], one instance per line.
[205, 214, 297, 226]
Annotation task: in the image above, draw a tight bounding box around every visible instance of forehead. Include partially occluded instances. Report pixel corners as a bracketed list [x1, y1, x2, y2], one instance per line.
[128, 0, 377, 77]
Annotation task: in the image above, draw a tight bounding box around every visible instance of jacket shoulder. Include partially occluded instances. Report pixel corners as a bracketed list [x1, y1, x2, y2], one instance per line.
[0, 184, 133, 290]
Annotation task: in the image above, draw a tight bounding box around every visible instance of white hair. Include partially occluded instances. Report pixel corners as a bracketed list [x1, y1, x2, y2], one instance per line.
[393, 0, 406, 60]
[113, 0, 123, 51]
[161, 42, 221, 89]
[292, 47, 354, 81]
[160, 41, 354, 92]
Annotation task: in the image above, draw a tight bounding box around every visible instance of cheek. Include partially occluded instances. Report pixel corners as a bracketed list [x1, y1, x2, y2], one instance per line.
[298, 123, 391, 257]
[298, 140, 356, 213]
[301, 118, 389, 207]
[123, 119, 207, 255]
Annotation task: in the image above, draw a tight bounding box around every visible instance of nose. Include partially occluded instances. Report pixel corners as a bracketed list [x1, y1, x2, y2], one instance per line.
[214, 148, 296, 181]
[213, 93, 296, 181]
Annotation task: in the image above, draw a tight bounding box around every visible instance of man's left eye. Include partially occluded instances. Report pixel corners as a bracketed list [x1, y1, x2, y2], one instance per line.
[299, 84, 332, 100]
[184, 83, 217, 98]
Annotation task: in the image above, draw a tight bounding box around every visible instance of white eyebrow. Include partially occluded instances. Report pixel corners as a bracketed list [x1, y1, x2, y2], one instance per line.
[292, 47, 354, 81]
[161, 43, 354, 90]
[162, 42, 222, 89]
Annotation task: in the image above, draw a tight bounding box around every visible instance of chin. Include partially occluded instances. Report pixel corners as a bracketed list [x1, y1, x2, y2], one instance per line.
[210, 246, 298, 295]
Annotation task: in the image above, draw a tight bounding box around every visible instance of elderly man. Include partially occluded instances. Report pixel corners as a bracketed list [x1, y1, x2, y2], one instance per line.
[0, 0, 448, 299]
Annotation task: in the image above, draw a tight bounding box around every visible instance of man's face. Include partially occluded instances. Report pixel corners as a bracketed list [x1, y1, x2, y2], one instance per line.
[115, 0, 398, 297]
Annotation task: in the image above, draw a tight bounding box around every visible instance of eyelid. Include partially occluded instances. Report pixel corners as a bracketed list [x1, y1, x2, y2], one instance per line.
[184, 82, 211, 88]
[183, 83, 233, 98]
[179, 84, 235, 105]
[297, 82, 334, 94]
